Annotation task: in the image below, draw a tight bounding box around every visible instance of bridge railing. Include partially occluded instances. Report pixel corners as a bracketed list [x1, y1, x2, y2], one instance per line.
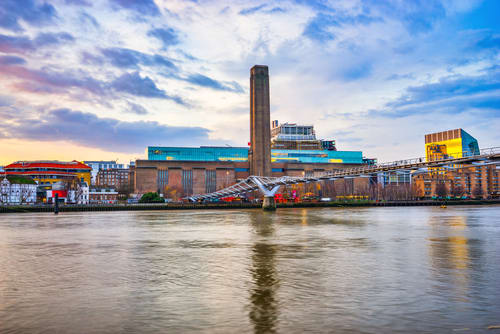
[186, 146, 500, 201]
[333, 146, 500, 176]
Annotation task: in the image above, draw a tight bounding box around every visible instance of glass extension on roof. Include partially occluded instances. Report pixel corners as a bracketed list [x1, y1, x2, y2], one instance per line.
[148, 146, 364, 164]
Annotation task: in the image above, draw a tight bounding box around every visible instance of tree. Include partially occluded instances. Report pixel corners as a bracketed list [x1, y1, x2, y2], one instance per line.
[472, 185, 484, 199]
[435, 181, 448, 198]
[450, 182, 464, 198]
[139, 192, 165, 203]
[163, 185, 183, 201]
[19, 184, 35, 204]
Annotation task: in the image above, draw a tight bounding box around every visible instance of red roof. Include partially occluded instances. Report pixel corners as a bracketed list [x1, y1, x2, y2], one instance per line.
[1, 171, 78, 176]
[4, 160, 91, 170]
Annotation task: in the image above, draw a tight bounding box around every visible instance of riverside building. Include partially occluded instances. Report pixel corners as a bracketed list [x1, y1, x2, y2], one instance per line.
[2, 160, 91, 186]
[84, 160, 125, 185]
[414, 129, 499, 198]
[134, 65, 376, 198]
[96, 168, 130, 189]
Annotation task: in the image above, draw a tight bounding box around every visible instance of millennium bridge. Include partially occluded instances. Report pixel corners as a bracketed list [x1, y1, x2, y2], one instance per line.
[186, 147, 500, 209]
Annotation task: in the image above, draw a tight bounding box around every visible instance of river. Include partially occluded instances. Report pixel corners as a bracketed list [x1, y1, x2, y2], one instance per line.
[1, 206, 499, 333]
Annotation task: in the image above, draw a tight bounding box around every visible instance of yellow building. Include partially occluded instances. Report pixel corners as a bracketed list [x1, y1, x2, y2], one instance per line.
[425, 128, 479, 161]
[2, 160, 91, 186]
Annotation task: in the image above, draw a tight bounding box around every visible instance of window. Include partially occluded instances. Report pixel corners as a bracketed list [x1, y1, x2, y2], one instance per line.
[182, 170, 193, 196]
[205, 170, 216, 193]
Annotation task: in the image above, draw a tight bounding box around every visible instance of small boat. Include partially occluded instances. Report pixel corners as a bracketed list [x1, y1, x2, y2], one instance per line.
[440, 205, 447, 209]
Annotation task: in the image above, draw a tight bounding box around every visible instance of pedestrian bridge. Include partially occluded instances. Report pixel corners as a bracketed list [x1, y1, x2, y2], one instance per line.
[186, 147, 500, 202]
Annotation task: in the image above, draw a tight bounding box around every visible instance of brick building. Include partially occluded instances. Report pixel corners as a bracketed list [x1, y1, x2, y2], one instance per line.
[134, 159, 372, 199]
[89, 187, 118, 204]
[414, 164, 500, 199]
[413, 129, 499, 199]
[96, 168, 130, 190]
[133, 65, 374, 200]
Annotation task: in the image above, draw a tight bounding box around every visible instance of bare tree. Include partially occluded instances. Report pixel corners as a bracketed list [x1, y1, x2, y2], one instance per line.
[19, 185, 35, 204]
[435, 181, 448, 198]
[450, 182, 464, 198]
[473, 185, 484, 199]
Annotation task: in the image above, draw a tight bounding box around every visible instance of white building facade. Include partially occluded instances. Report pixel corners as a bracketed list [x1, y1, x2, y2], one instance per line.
[0, 178, 37, 205]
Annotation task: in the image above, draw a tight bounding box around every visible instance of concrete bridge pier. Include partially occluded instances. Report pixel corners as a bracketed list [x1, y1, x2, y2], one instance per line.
[262, 196, 276, 211]
[252, 177, 280, 211]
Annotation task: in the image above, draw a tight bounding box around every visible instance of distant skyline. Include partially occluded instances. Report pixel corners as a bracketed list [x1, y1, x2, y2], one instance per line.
[0, 0, 499, 165]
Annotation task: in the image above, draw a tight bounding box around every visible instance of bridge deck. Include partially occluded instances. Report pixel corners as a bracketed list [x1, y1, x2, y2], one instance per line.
[187, 147, 500, 201]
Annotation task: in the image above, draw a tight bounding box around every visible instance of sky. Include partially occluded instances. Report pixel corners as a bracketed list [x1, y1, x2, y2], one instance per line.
[0, 0, 499, 165]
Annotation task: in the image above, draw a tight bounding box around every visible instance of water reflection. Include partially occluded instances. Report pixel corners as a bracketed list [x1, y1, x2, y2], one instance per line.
[427, 215, 476, 300]
[0, 207, 499, 333]
[428, 216, 470, 270]
[249, 213, 279, 334]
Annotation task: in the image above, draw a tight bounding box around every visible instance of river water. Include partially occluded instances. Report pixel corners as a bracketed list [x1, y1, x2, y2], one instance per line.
[0, 206, 499, 333]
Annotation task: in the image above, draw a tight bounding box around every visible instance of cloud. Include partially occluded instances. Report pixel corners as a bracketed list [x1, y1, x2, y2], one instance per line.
[370, 70, 500, 118]
[0, 55, 26, 65]
[89, 48, 241, 93]
[125, 102, 149, 115]
[147, 28, 179, 49]
[111, 72, 186, 105]
[0, 60, 187, 105]
[109, 0, 160, 17]
[0, 63, 105, 95]
[34, 32, 74, 46]
[0, 108, 210, 152]
[79, 12, 99, 28]
[0, 32, 75, 54]
[238, 4, 287, 16]
[0, 0, 57, 32]
[302, 9, 381, 42]
[339, 62, 372, 81]
[0, 94, 14, 107]
[99, 47, 177, 71]
[475, 34, 500, 51]
[303, 13, 336, 42]
[386, 73, 415, 81]
[184, 73, 244, 93]
[368, 0, 446, 34]
[239, 4, 267, 15]
[64, 0, 91, 5]
[0, 35, 33, 54]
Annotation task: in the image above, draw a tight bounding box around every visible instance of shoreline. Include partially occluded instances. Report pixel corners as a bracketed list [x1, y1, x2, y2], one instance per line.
[1, 199, 499, 213]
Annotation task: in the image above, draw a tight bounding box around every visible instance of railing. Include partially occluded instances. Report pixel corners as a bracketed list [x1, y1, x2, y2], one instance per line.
[186, 147, 500, 201]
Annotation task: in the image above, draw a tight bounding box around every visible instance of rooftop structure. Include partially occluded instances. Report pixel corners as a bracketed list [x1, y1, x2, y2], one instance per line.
[148, 146, 366, 164]
[271, 120, 336, 151]
[148, 147, 249, 162]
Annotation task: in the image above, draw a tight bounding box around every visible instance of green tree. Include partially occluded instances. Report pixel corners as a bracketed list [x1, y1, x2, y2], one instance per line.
[139, 192, 165, 203]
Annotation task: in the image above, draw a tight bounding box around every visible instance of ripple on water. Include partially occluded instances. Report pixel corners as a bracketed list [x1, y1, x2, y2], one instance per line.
[0, 206, 499, 333]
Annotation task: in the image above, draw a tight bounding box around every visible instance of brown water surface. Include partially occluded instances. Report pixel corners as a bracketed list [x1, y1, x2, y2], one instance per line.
[1, 206, 499, 333]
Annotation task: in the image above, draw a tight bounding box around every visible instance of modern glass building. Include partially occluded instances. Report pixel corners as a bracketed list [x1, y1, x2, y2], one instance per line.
[148, 147, 250, 162]
[425, 129, 480, 161]
[148, 146, 366, 164]
[270, 149, 363, 164]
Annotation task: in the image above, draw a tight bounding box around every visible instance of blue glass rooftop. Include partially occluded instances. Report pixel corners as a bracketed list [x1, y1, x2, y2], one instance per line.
[148, 146, 365, 164]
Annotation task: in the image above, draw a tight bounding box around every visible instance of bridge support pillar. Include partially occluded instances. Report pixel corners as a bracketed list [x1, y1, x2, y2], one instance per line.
[262, 196, 276, 211]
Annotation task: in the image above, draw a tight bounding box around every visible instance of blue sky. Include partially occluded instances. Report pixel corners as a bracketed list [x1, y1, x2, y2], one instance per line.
[0, 0, 499, 164]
